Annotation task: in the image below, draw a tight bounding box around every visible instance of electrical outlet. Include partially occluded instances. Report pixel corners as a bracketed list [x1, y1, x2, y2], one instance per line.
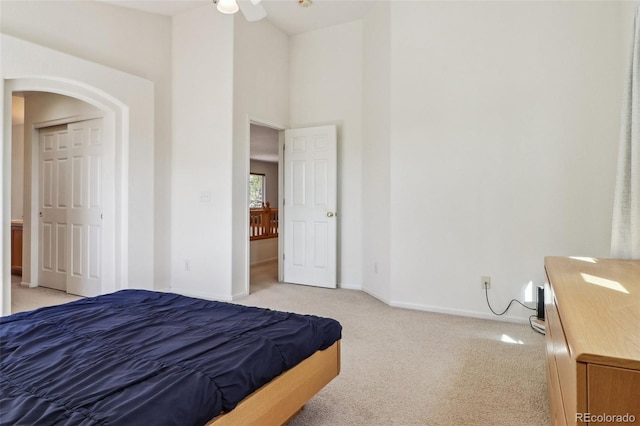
[481, 276, 491, 289]
[199, 191, 211, 203]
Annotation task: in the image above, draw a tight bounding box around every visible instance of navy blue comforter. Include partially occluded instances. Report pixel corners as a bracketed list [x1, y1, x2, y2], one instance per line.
[0, 290, 341, 425]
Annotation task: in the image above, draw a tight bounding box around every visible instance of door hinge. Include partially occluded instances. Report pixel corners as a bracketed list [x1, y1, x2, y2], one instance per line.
[283, 198, 285, 206]
[101, 214, 103, 220]
[283, 144, 286, 152]
[283, 253, 286, 261]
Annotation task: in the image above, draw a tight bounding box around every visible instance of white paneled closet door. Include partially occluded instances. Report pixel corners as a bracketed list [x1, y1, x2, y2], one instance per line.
[39, 125, 70, 292]
[39, 118, 104, 297]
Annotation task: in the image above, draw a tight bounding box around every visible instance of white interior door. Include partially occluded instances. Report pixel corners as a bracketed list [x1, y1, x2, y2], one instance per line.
[283, 125, 337, 288]
[66, 119, 103, 297]
[39, 125, 69, 292]
[39, 118, 104, 297]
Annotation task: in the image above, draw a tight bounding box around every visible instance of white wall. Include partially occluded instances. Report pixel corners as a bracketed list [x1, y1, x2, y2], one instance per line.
[232, 16, 289, 298]
[362, 2, 391, 303]
[2, 0, 632, 323]
[289, 21, 364, 289]
[171, 6, 235, 301]
[385, 1, 627, 321]
[10, 123, 23, 219]
[621, 2, 638, 66]
[0, 0, 172, 288]
[23, 92, 101, 120]
[11, 96, 24, 220]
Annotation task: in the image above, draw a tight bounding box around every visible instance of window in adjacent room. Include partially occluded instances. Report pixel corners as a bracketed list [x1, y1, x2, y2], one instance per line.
[249, 173, 266, 208]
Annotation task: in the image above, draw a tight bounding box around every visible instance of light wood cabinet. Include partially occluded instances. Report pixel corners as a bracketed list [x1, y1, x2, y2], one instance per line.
[544, 257, 640, 426]
[11, 221, 23, 276]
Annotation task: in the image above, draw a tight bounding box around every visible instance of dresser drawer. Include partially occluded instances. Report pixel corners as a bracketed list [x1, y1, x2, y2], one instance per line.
[588, 364, 640, 420]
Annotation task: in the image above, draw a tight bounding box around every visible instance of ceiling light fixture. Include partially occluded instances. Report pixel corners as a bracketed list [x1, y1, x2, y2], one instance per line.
[214, 0, 239, 14]
[212, 0, 267, 21]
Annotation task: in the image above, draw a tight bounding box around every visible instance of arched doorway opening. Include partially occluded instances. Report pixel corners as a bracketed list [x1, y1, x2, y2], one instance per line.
[3, 78, 128, 314]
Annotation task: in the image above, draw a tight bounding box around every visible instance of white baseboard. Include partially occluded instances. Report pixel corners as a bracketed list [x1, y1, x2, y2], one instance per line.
[171, 283, 528, 324]
[339, 282, 362, 291]
[361, 286, 391, 305]
[169, 287, 232, 302]
[231, 290, 249, 300]
[389, 300, 529, 324]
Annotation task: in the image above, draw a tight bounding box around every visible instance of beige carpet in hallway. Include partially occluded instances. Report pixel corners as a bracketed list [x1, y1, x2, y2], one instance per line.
[11, 274, 81, 314]
[8, 263, 550, 425]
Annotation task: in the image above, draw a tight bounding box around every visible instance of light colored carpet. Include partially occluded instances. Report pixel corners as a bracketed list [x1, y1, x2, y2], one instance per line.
[9, 263, 550, 425]
[11, 275, 81, 314]
[246, 262, 550, 426]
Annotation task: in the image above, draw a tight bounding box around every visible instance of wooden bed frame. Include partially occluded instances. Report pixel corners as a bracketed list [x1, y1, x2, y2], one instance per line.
[208, 340, 341, 426]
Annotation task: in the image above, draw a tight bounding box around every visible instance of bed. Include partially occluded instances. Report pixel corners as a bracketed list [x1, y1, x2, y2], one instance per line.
[0, 290, 342, 425]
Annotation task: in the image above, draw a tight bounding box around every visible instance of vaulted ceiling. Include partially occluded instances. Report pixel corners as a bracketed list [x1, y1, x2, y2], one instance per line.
[103, 0, 374, 35]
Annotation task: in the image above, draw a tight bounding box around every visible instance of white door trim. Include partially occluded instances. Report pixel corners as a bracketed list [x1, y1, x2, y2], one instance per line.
[33, 113, 103, 130]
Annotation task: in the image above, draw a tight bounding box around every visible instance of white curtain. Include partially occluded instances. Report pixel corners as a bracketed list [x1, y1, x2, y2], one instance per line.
[612, 5, 640, 259]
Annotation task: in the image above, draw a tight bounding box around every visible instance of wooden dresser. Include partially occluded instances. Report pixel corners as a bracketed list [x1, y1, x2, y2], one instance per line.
[544, 257, 640, 426]
[11, 220, 23, 276]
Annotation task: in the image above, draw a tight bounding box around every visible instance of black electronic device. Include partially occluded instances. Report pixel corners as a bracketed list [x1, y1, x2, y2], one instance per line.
[537, 286, 545, 320]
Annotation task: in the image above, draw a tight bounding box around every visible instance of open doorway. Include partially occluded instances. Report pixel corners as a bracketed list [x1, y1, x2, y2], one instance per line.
[249, 123, 280, 293]
[8, 91, 114, 313]
[2, 37, 156, 316]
